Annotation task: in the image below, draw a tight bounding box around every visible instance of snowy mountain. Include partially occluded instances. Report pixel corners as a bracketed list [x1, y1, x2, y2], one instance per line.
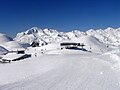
[86, 27, 120, 46]
[15, 27, 120, 47]
[1, 27, 120, 51]
[14, 27, 86, 46]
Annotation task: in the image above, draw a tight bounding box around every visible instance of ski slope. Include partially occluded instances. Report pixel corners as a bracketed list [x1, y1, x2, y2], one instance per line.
[0, 49, 120, 90]
[1, 27, 120, 90]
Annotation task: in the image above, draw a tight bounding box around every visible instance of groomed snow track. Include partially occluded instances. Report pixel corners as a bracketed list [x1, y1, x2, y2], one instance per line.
[0, 54, 120, 90]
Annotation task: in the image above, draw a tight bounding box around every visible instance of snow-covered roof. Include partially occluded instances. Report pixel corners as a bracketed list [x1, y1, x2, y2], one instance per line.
[2, 53, 25, 61]
[8, 48, 25, 51]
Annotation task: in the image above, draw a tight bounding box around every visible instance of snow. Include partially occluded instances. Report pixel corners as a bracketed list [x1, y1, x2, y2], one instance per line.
[71, 36, 107, 53]
[103, 49, 120, 71]
[86, 27, 120, 46]
[0, 53, 67, 85]
[0, 33, 26, 51]
[0, 46, 8, 55]
[0, 51, 120, 90]
[3, 41, 23, 50]
[1, 27, 120, 90]
[0, 33, 13, 43]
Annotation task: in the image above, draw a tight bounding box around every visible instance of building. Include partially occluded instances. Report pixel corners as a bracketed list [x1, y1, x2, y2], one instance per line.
[31, 41, 39, 47]
[1, 53, 31, 63]
[0, 48, 31, 63]
[60, 42, 85, 49]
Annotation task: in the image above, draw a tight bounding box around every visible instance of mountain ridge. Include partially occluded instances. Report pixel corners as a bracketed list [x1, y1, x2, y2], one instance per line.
[14, 27, 120, 46]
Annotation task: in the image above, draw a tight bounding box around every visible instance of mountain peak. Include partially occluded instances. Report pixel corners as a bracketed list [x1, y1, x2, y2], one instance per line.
[106, 27, 114, 30]
[25, 27, 40, 34]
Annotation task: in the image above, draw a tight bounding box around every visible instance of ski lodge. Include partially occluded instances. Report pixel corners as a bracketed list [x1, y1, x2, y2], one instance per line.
[0, 48, 31, 63]
[60, 42, 85, 49]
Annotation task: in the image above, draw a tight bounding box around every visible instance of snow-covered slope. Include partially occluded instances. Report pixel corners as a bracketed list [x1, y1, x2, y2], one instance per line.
[3, 41, 23, 50]
[72, 36, 107, 52]
[0, 51, 120, 90]
[0, 46, 8, 55]
[103, 48, 120, 71]
[0, 33, 26, 51]
[86, 27, 120, 46]
[0, 33, 13, 43]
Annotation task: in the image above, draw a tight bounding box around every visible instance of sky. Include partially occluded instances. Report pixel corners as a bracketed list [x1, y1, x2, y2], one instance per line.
[0, 0, 120, 37]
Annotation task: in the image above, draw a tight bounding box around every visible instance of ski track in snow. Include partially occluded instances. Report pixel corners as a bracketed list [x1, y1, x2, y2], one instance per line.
[0, 53, 120, 90]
